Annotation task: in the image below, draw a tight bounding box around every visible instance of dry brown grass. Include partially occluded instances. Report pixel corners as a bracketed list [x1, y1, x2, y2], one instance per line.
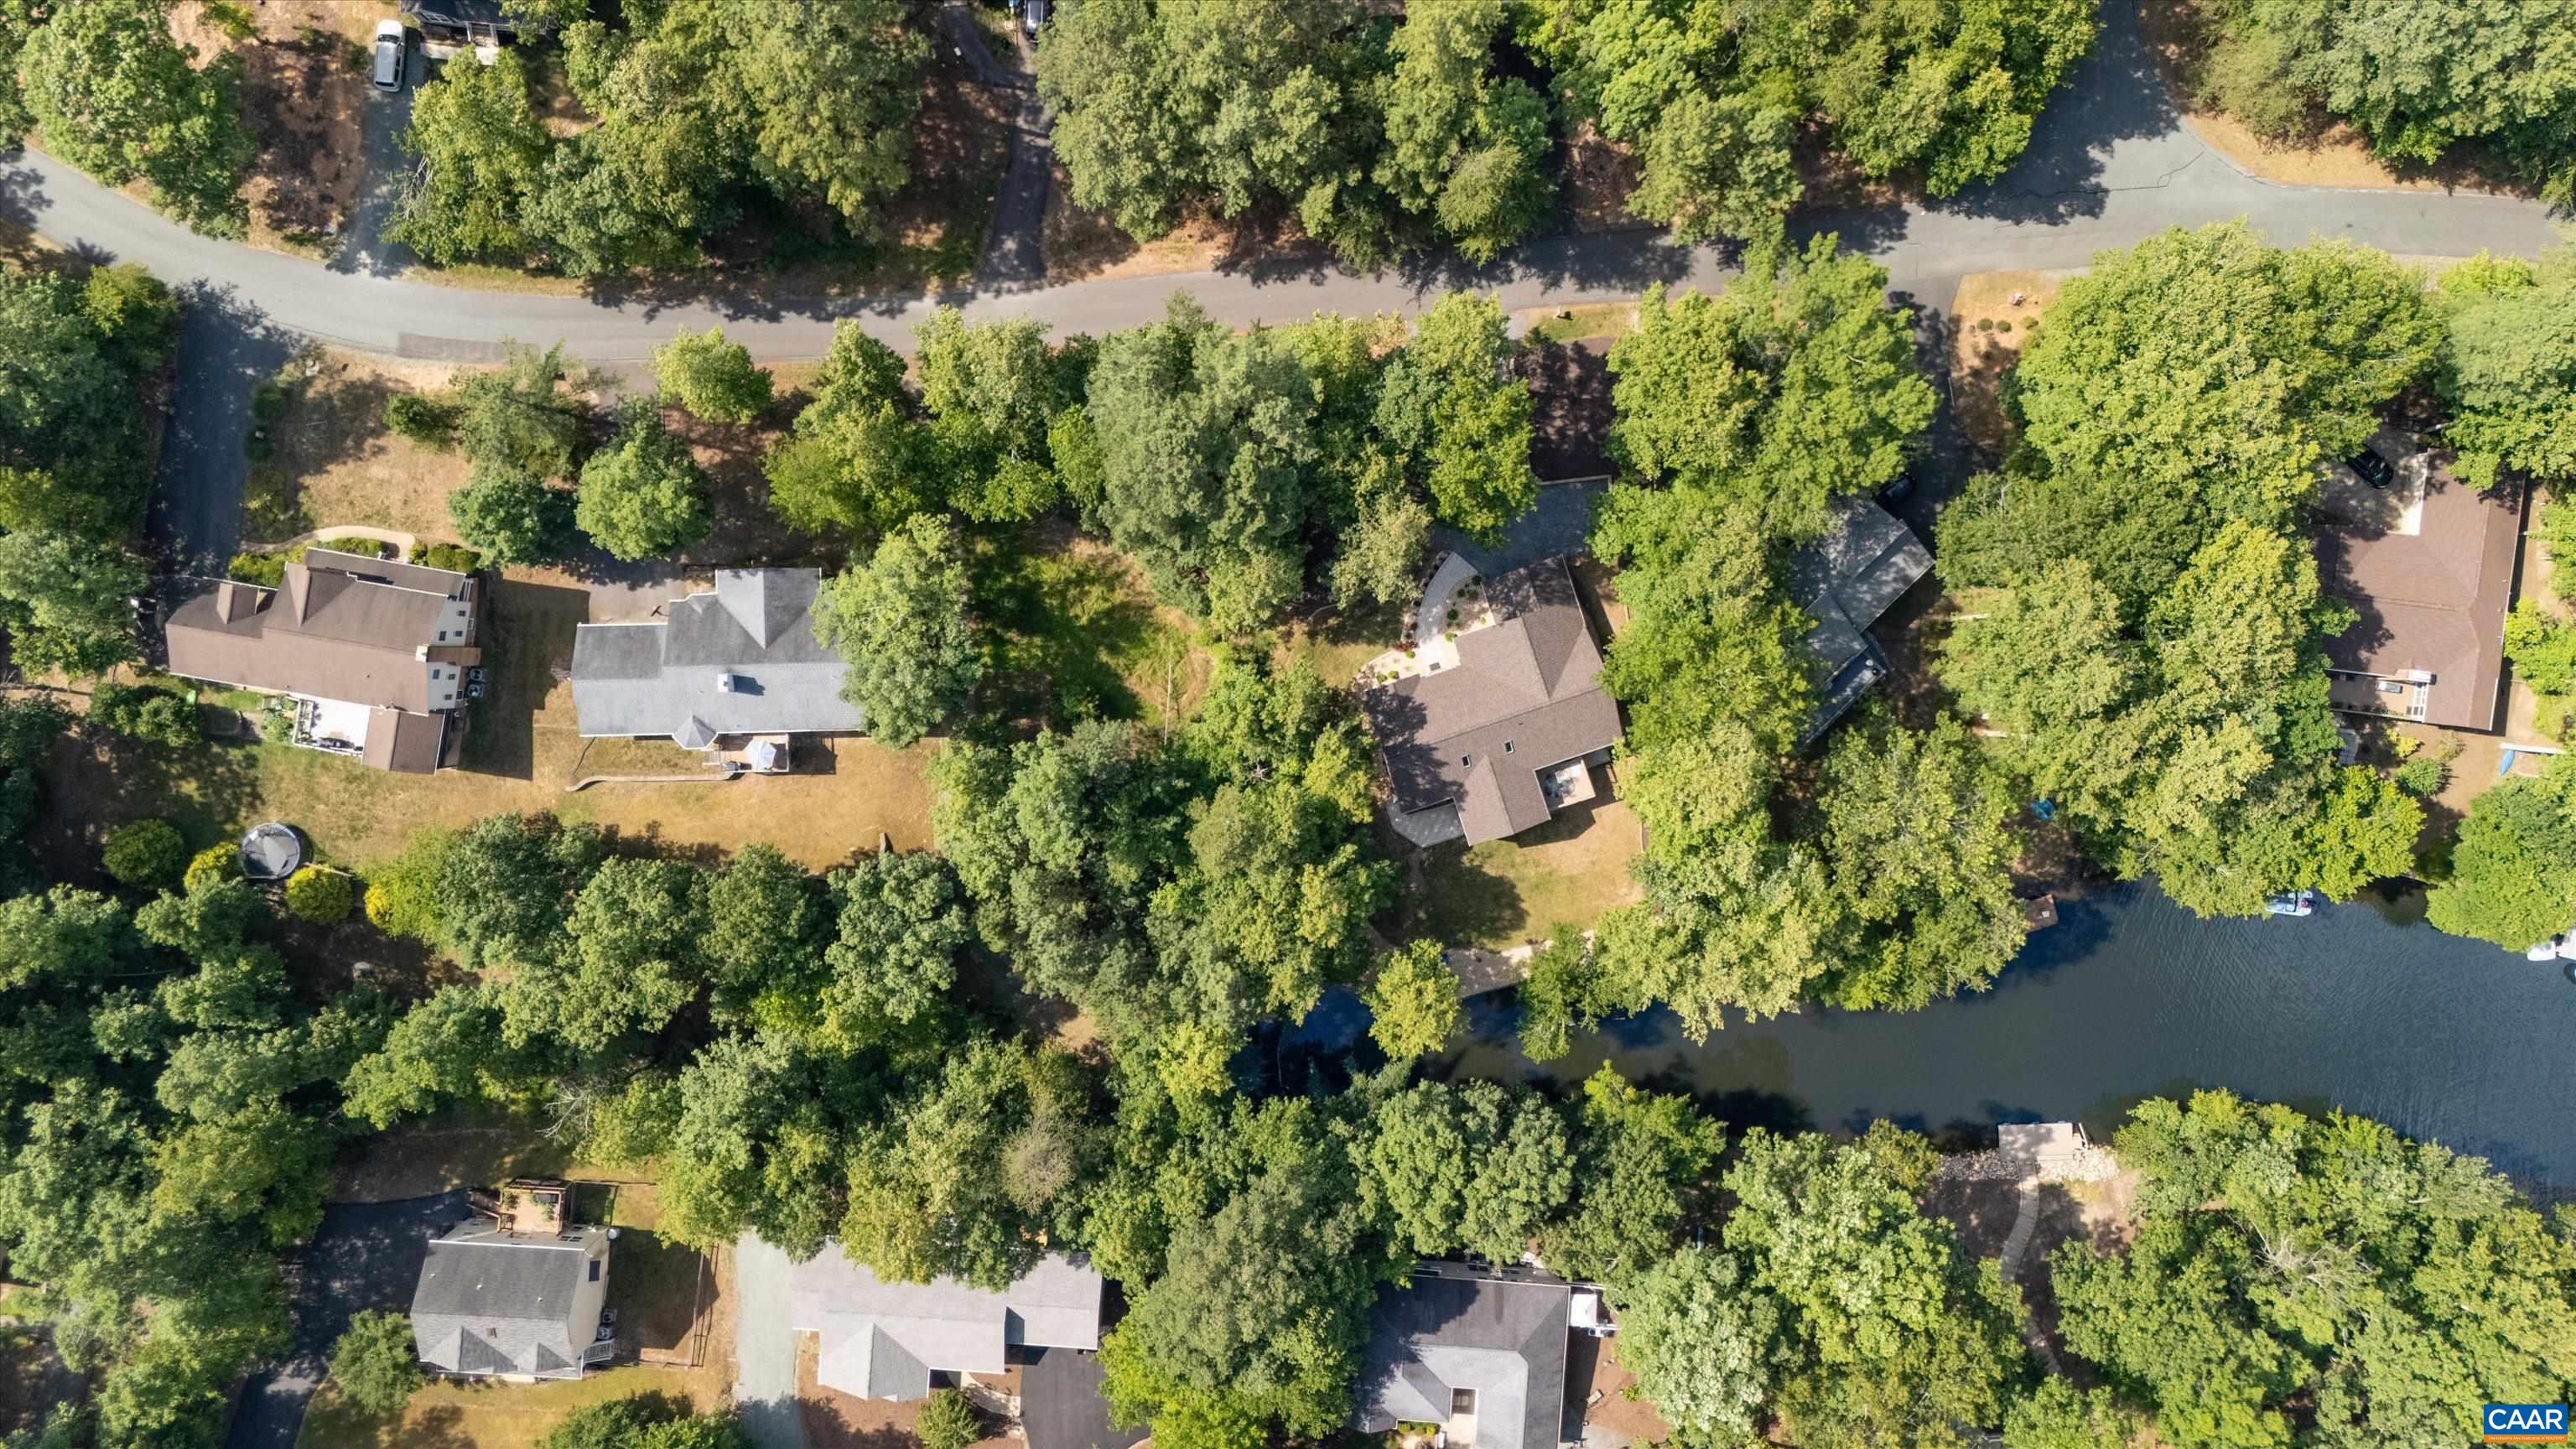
[1040, 172, 1259, 283]
[248, 349, 473, 545]
[1405, 796, 1645, 953]
[1948, 270, 2070, 454]
[169, 1, 374, 257]
[299, 1363, 731, 1449]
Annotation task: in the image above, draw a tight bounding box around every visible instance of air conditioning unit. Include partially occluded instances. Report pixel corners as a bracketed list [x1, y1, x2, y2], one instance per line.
[2376, 680, 2405, 695]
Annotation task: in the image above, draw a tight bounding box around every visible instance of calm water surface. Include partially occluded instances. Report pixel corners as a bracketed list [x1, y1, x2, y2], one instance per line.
[1305, 883, 2576, 1193]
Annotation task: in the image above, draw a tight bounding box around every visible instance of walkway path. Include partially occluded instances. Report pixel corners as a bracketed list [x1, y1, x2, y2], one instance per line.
[936, 0, 1052, 284]
[732, 1233, 808, 1449]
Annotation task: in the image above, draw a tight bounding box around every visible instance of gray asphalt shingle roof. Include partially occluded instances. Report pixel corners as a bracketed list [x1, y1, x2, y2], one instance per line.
[1789, 496, 1931, 746]
[411, 1222, 607, 1379]
[1352, 1266, 1572, 1449]
[787, 1245, 1104, 1401]
[1361, 558, 1622, 846]
[569, 569, 866, 740]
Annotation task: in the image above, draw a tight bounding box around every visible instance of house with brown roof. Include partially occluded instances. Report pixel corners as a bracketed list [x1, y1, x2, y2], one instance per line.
[1361, 556, 1623, 848]
[2313, 434, 2522, 732]
[162, 548, 481, 774]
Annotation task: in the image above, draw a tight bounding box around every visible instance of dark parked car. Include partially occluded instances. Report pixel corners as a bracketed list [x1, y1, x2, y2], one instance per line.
[371, 20, 408, 92]
[2345, 448, 2394, 489]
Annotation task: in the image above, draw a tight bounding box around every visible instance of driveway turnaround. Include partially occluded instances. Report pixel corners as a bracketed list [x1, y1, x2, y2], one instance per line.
[225, 1191, 466, 1449]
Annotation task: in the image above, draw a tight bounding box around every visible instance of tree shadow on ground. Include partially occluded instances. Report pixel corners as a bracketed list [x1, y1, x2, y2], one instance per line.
[458, 576, 591, 783]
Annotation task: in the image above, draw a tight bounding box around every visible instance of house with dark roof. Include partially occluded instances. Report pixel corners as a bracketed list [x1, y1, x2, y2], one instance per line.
[1790, 496, 1932, 747]
[410, 1219, 613, 1381]
[1361, 557, 1623, 848]
[1350, 1265, 1575, 1449]
[162, 548, 480, 774]
[2313, 434, 2521, 732]
[787, 1246, 1104, 1402]
[569, 569, 864, 766]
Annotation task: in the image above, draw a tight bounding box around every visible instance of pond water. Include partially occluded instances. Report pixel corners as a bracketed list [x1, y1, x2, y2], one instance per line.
[1288, 882, 2576, 1194]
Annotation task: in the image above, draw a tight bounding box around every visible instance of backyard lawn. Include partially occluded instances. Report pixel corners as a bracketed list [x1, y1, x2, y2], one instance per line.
[297, 1366, 725, 1449]
[1402, 796, 1644, 952]
[40, 570, 938, 877]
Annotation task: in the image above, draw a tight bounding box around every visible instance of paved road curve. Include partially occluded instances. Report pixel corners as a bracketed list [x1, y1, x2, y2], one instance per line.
[3, 3, 2558, 370]
[7, 0, 2561, 561]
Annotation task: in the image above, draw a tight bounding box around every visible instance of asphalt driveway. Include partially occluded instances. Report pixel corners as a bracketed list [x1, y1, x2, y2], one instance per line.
[225, 1192, 466, 1449]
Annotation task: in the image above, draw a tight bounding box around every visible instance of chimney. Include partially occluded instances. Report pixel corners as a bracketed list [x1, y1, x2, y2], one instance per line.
[715, 672, 737, 693]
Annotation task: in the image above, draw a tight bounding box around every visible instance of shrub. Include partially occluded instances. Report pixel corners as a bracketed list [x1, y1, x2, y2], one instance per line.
[250, 380, 291, 425]
[408, 543, 483, 573]
[284, 866, 356, 923]
[243, 430, 273, 462]
[90, 683, 199, 748]
[1976, 317, 1996, 332]
[385, 392, 462, 449]
[326, 1311, 423, 1418]
[183, 843, 240, 895]
[364, 828, 454, 943]
[257, 698, 299, 745]
[2504, 600, 2576, 695]
[102, 818, 187, 888]
[227, 551, 287, 586]
[202, 0, 257, 41]
[653, 326, 774, 424]
[917, 1389, 979, 1449]
[2392, 755, 2449, 797]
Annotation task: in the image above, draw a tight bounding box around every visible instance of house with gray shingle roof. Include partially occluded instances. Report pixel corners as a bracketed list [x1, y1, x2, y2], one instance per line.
[1361, 557, 1623, 848]
[410, 1219, 612, 1380]
[787, 1245, 1104, 1401]
[1789, 496, 1932, 748]
[569, 569, 864, 761]
[1351, 1265, 1575, 1449]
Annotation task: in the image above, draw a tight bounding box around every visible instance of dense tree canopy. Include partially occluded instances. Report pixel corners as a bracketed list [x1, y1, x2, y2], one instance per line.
[2053, 1090, 2576, 1448]
[395, 0, 928, 273]
[2433, 250, 2576, 486]
[1533, 0, 2095, 247]
[811, 512, 985, 748]
[20, 0, 255, 236]
[574, 402, 714, 562]
[2425, 755, 2576, 949]
[1040, 0, 1549, 267]
[2190, 0, 2576, 201]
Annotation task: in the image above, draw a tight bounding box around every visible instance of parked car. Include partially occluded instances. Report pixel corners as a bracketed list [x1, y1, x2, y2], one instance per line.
[1023, 0, 1048, 34]
[371, 19, 408, 92]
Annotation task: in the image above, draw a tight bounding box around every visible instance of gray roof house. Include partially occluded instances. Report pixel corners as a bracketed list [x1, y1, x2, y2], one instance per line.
[1351, 1265, 1574, 1449]
[411, 1220, 612, 1380]
[1790, 496, 1932, 747]
[787, 1246, 1104, 1401]
[569, 569, 864, 753]
[1361, 558, 1623, 847]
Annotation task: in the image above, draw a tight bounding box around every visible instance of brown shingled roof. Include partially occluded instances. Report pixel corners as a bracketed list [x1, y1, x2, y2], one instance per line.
[2314, 446, 2521, 733]
[163, 549, 477, 721]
